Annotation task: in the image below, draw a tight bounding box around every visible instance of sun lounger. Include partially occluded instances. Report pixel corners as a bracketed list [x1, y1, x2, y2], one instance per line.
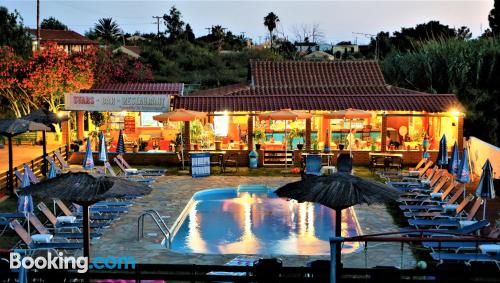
[398, 177, 450, 204]
[389, 170, 444, 190]
[53, 199, 122, 221]
[431, 252, 500, 268]
[54, 150, 70, 170]
[9, 220, 82, 252]
[399, 186, 465, 211]
[404, 194, 473, 218]
[422, 241, 483, 252]
[408, 219, 461, 229]
[23, 164, 40, 184]
[72, 203, 129, 214]
[115, 155, 167, 176]
[104, 161, 155, 183]
[37, 202, 111, 230]
[26, 213, 102, 240]
[401, 220, 490, 237]
[45, 156, 63, 174]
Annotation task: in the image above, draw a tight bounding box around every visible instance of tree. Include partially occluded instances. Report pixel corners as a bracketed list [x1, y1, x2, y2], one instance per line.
[211, 25, 226, 51]
[163, 6, 184, 41]
[93, 18, 121, 45]
[264, 12, 279, 48]
[0, 6, 31, 57]
[93, 49, 153, 85]
[184, 23, 195, 42]
[456, 26, 472, 40]
[489, 0, 500, 35]
[40, 17, 68, 30]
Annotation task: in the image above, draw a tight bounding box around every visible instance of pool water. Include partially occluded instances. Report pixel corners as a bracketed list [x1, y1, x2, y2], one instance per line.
[170, 187, 361, 255]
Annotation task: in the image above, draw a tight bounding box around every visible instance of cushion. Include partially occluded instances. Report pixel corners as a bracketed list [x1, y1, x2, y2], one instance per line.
[57, 216, 76, 223]
[31, 234, 53, 243]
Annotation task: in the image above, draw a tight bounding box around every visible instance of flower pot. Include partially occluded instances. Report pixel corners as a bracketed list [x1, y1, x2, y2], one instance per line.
[255, 144, 261, 150]
[239, 143, 245, 150]
[313, 144, 318, 150]
[193, 144, 200, 150]
[297, 144, 304, 150]
[338, 144, 345, 150]
[215, 141, 222, 151]
[175, 145, 182, 152]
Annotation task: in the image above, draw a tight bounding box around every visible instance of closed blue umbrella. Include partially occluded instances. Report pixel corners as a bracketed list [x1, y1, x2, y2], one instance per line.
[98, 132, 108, 162]
[82, 137, 94, 170]
[17, 165, 33, 234]
[116, 130, 126, 154]
[448, 142, 459, 175]
[436, 135, 448, 168]
[47, 160, 57, 179]
[456, 148, 471, 198]
[475, 159, 495, 220]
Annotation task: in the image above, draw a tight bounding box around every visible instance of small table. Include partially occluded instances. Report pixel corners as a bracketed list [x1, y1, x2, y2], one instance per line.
[369, 152, 404, 158]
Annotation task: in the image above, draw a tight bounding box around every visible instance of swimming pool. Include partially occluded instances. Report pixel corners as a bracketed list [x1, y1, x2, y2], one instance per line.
[170, 185, 362, 255]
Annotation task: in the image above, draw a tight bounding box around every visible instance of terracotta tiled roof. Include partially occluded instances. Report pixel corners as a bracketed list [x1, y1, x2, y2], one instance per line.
[250, 60, 386, 87]
[187, 83, 250, 96]
[224, 85, 422, 96]
[81, 83, 184, 95]
[173, 94, 462, 113]
[28, 29, 96, 45]
[122, 46, 142, 55]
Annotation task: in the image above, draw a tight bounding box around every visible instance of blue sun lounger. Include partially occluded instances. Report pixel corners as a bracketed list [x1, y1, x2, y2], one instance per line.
[422, 241, 483, 252]
[53, 199, 122, 221]
[27, 213, 102, 240]
[10, 220, 82, 252]
[408, 219, 461, 229]
[431, 252, 500, 267]
[38, 202, 112, 230]
[401, 220, 489, 237]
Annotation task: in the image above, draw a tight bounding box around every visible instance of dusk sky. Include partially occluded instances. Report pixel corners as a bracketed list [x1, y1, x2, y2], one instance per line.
[1, 1, 494, 44]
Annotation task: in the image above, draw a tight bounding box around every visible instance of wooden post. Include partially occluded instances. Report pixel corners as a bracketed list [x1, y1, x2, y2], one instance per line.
[184, 121, 191, 151]
[457, 116, 464, 151]
[8, 136, 13, 193]
[247, 115, 254, 150]
[77, 111, 85, 141]
[381, 114, 387, 152]
[305, 118, 311, 150]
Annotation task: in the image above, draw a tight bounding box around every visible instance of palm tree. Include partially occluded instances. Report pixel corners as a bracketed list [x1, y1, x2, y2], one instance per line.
[264, 12, 279, 49]
[94, 18, 121, 45]
[211, 25, 225, 51]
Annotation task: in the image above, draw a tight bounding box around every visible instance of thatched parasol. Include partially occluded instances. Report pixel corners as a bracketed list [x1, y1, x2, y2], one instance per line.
[0, 119, 50, 192]
[275, 173, 400, 282]
[18, 172, 152, 259]
[22, 108, 67, 176]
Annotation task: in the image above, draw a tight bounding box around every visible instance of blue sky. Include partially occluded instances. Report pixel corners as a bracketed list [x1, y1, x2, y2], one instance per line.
[1, 1, 494, 44]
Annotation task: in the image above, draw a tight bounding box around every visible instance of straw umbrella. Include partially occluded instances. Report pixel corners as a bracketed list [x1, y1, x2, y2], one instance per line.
[475, 159, 495, 221]
[153, 109, 207, 170]
[258, 109, 312, 168]
[0, 119, 50, 192]
[22, 108, 66, 176]
[323, 109, 371, 155]
[275, 173, 401, 283]
[17, 172, 152, 259]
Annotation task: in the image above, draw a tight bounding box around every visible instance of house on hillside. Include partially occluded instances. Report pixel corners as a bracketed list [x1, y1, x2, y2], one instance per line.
[113, 46, 143, 59]
[332, 41, 360, 58]
[28, 29, 96, 54]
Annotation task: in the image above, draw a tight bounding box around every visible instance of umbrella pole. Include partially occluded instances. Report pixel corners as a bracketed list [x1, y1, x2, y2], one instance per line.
[483, 199, 486, 220]
[8, 136, 13, 193]
[82, 204, 90, 260]
[42, 131, 47, 176]
[285, 120, 287, 168]
[335, 209, 342, 274]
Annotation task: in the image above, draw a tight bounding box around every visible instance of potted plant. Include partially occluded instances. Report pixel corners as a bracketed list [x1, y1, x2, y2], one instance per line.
[289, 128, 305, 150]
[214, 137, 222, 150]
[253, 129, 266, 150]
[190, 121, 203, 150]
[312, 138, 318, 151]
[173, 133, 183, 152]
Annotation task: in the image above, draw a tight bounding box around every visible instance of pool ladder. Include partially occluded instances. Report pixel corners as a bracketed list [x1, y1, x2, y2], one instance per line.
[137, 209, 172, 248]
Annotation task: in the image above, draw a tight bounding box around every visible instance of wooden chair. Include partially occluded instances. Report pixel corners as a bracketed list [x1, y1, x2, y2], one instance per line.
[223, 152, 240, 173]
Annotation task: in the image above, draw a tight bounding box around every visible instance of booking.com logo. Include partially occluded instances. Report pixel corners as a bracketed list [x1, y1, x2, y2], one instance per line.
[10, 252, 136, 273]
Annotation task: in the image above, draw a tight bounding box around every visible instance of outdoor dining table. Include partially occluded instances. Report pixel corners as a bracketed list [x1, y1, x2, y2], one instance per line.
[302, 152, 336, 166]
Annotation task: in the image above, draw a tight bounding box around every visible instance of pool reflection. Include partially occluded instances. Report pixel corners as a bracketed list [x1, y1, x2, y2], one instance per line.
[171, 191, 361, 255]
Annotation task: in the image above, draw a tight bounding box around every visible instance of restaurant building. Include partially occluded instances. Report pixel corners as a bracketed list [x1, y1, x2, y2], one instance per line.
[173, 60, 464, 165]
[65, 60, 464, 166]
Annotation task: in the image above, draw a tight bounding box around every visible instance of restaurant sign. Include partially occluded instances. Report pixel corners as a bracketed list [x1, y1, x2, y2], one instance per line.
[64, 93, 170, 112]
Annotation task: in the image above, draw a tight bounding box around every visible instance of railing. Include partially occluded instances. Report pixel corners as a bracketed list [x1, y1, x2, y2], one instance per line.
[0, 144, 68, 197]
[137, 209, 172, 248]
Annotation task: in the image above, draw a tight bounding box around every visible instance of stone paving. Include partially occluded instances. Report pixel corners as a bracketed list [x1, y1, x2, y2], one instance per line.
[91, 176, 416, 268]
